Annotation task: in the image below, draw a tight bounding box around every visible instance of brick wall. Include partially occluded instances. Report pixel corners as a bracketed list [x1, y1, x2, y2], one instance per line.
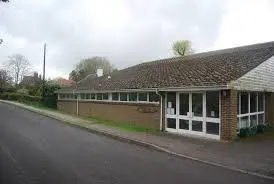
[265, 92, 274, 125]
[220, 90, 238, 140]
[57, 100, 160, 129]
[57, 100, 77, 115]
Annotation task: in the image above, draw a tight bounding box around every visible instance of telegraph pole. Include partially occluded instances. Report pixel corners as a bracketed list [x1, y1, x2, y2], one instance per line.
[42, 43, 46, 100]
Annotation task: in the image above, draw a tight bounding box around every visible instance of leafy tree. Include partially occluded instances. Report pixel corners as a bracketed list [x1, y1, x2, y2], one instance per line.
[69, 56, 117, 82]
[0, 69, 12, 92]
[5, 54, 32, 85]
[172, 40, 194, 56]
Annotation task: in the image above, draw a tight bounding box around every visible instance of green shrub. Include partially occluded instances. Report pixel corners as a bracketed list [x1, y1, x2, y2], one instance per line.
[0, 93, 21, 101]
[257, 124, 266, 133]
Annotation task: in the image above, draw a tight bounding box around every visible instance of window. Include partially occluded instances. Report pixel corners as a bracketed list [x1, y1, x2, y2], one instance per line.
[120, 93, 127, 101]
[149, 92, 160, 102]
[86, 93, 91, 99]
[179, 93, 189, 116]
[238, 92, 264, 129]
[91, 93, 95, 99]
[112, 93, 119, 101]
[250, 93, 257, 113]
[206, 91, 219, 118]
[206, 122, 219, 135]
[129, 93, 137, 101]
[240, 92, 248, 114]
[167, 118, 176, 129]
[166, 92, 176, 115]
[138, 92, 147, 101]
[97, 93, 102, 100]
[192, 121, 203, 132]
[80, 93, 85, 99]
[192, 93, 203, 117]
[102, 93, 109, 100]
[258, 93, 264, 112]
[179, 119, 189, 130]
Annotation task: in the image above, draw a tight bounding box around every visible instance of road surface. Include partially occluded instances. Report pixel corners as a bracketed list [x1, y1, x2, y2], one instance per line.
[0, 102, 271, 184]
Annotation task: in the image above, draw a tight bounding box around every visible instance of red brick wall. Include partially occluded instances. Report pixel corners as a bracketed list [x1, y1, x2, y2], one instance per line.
[57, 100, 77, 115]
[220, 90, 238, 140]
[265, 92, 274, 125]
[57, 100, 160, 129]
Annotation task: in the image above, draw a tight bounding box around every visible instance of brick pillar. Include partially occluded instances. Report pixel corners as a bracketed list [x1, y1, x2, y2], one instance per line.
[265, 92, 274, 126]
[220, 89, 238, 140]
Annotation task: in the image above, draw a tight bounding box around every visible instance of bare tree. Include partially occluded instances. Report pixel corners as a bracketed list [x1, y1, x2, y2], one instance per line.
[6, 54, 31, 85]
[0, 69, 12, 90]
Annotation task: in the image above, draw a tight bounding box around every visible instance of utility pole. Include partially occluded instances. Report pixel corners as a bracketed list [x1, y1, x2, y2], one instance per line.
[42, 43, 46, 100]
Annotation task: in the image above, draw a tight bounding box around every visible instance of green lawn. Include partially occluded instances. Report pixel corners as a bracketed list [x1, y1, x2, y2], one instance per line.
[83, 116, 159, 133]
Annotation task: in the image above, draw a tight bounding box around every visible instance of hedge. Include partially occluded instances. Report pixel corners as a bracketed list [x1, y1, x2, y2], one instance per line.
[0, 92, 42, 105]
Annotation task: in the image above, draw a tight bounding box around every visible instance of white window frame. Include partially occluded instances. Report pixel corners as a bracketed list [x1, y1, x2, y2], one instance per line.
[165, 91, 220, 140]
[237, 92, 265, 129]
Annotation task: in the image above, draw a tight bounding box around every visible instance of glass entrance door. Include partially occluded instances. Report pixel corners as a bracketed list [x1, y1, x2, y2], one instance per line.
[178, 93, 204, 136]
[165, 91, 220, 139]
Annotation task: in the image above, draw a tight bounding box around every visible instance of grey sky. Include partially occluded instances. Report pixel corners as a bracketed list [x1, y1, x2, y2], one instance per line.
[1, 0, 274, 78]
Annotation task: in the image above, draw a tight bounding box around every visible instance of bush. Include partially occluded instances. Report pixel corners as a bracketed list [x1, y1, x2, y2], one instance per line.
[0, 92, 21, 101]
[0, 92, 42, 105]
[257, 124, 266, 133]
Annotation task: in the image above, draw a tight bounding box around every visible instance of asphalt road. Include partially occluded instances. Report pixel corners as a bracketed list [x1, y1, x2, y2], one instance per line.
[0, 102, 272, 184]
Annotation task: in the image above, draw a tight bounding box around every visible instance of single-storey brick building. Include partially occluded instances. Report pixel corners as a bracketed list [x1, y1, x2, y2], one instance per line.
[57, 41, 274, 140]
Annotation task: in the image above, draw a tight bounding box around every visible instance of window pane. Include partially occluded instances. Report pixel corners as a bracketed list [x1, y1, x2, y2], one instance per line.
[167, 118, 176, 129]
[250, 93, 257, 113]
[179, 119, 189, 130]
[239, 116, 249, 128]
[91, 93, 95, 99]
[97, 93, 102, 100]
[166, 92, 176, 115]
[240, 92, 248, 114]
[206, 91, 219, 118]
[129, 93, 137, 101]
[120, 93, 127, 101]
[81, 93, 85, 99]
[138, 92, 147, 101]
[192, 121, 203, 132]
[179, 93, 189, 116]
[112, 93, 119, 101]
[149, 92, 160, 102]
[192, 93, 203, 117]
[206, 122, 219, 135]
[258, 114, 264, 124]
[86, 93, 90, 99]
[258, 93, 264, 112]
[237, 94, 239, 114]
[250, 115, 257, 127]
[103, 93, 108, 100]
[74, 94, 78, 99]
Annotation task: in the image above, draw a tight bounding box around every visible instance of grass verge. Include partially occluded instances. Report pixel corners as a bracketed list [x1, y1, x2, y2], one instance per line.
[84, 116, 159, 133]
[2, 100, 158, 133]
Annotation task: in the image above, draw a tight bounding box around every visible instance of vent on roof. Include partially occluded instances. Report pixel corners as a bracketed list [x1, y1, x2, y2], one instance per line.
[97, 69, 103, 77]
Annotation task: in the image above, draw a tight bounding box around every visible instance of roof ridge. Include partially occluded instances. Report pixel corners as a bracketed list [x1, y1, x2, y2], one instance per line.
[134, 40, 274, 66]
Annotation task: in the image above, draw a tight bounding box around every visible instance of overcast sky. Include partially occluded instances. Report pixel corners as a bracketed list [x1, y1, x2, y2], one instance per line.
[1, 0, 274, 79]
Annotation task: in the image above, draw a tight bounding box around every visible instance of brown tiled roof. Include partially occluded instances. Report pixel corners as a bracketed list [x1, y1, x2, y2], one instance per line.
[68, 41, 274, 92]
[55, 77, 74, 87]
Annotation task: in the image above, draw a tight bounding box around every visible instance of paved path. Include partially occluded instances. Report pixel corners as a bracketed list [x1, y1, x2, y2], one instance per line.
[0, 102, 272, 183]
[2, 100, 274, 178]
